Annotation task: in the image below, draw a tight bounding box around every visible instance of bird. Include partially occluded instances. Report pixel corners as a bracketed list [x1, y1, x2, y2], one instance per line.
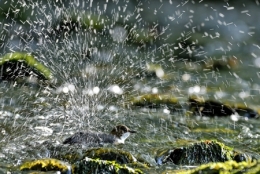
[63, 125, 136, 145]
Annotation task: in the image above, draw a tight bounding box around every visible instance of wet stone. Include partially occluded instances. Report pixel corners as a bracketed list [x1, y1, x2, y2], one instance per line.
[20, 158, 71, 173]
[189, 98, 236, 117]
[173, 160, 260, 174]
[82, 148, 137, 164]
[74, 157, 143, 174]
[234, 106, 259, 118]
[131, 94, 181, 111]
[156, 140, 249, 165]
[0, 52, 52, 81]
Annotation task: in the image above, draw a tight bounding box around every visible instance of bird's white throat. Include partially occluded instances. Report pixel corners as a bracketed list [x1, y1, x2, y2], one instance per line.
[114, 132, 131, 144]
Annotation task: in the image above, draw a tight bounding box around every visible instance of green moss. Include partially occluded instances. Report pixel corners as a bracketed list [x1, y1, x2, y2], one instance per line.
[193, 128, 237, 134]
[131, 94, 180, 110]
[20, 158, 70, 173]
[212, 140, 234, 161]
[57, 147, 139, 166]
[173, 160, 260, 174]
[157, 140, 241, 165]
[60, 152, 82, 163]
[74, 157, 143, 174]
[84, 148, 137, 164]
[0, 52, 52, 80]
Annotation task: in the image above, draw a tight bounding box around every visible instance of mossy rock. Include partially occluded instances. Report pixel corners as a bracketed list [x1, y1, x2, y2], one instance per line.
[19, 157, 143, 174]
[231, 104, 259, 118]
[172, 159, 260, 174]
[53, 146, 138, 165]
[131, 94, 181, 111]
[156, 140, 249, 165]
[20, 158, 71, 173]
[82, 148, 137, 164]
[0, 52, 52, 81]
[188, 97, 235, 117]
[189, 96, 259, 118]
[192, 127, 237, 135]
[74, 157, 143, 174]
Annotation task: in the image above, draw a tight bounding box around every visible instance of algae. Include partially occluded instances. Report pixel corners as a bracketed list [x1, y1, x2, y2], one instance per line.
[157, 140, 239, 165]
[131, 94, 181, 110]
[20, 158, 70, 173]
[74, 157, 143, 174]
[173, 159, 260, 174]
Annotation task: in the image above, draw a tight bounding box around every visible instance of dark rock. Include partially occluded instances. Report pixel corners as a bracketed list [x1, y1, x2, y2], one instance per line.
[234, 107, 259, 118]
[0, 52, 52, 81]
[156, 140, 249, 165]
[189, 98, 235, 117]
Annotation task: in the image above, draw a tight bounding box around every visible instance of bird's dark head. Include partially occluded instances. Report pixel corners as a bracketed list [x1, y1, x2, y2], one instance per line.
[110, 125, 136, 144]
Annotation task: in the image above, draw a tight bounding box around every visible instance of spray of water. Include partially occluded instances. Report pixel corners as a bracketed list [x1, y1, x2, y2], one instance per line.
[0, 0, 260, 172]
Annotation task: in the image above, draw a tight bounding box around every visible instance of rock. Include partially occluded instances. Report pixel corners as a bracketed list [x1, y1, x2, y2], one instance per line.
[82, 148, 137, 164]
[74, 157, 143, 174]
[233, 105, 259, 118]
[172, 160, 260, 174]
[20, 158, 71, 173]
[189, 97, 235, 117]
[156, 140, 250, 165]
[131, 94, 181, 111]
[0, 52, 52, 81]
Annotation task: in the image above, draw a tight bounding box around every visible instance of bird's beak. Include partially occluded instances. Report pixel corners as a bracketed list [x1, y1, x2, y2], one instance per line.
[129, 130, 137, 133]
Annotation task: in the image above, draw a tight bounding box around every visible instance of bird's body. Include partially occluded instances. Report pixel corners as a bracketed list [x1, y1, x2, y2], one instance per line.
[63, 125, 136, 145]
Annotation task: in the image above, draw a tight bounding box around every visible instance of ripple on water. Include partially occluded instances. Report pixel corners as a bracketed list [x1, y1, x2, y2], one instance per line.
[34, 126, 53, 137]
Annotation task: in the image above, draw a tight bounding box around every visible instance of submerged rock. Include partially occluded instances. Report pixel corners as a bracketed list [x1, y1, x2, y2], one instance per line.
[156, 140, 250, 165]
[0, 52, 52, 81]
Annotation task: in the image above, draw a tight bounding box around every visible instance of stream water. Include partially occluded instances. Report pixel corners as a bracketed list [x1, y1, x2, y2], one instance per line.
[0, 0, 260, 173]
